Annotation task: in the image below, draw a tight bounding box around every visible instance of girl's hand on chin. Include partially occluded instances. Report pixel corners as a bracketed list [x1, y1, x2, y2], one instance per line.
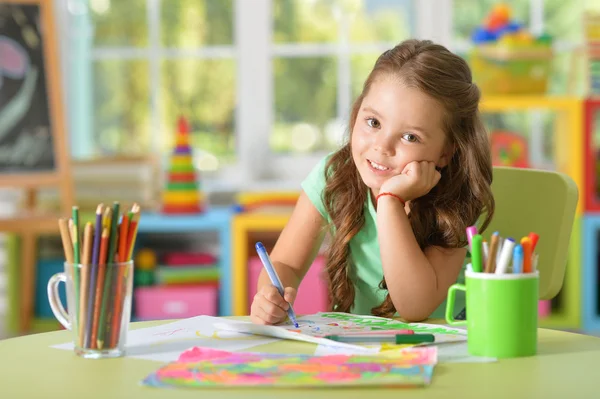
[379, 161, 441, 202]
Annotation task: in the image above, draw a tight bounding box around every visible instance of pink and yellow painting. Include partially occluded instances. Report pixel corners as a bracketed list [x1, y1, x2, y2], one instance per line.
[142, 346, 436, 388]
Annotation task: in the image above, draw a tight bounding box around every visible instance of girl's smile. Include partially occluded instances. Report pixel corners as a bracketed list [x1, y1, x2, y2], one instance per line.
[367, 159, 393, 175]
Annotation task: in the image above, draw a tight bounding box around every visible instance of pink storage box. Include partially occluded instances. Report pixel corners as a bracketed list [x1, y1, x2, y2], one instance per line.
[248, 255, 329, 314]
[135, 285, 218, 320]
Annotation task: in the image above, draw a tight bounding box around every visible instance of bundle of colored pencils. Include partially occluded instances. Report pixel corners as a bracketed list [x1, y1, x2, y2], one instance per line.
[58, 202, 141, 351]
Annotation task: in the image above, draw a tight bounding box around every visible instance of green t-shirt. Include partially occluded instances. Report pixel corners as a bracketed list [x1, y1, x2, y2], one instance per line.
[301, 156, 387, 315]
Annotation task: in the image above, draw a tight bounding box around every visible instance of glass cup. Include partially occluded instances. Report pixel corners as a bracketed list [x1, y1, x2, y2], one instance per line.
[47, 261, 134, 359]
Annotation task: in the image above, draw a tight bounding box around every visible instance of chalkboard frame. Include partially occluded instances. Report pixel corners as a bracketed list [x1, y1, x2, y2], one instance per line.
[0, 0, 72, 199]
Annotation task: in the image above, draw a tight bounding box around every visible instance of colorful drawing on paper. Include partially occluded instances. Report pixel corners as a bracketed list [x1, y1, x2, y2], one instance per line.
[215, 312, 466, 348]
[316, 312, 467, 339]
[142, 346, 436, 388]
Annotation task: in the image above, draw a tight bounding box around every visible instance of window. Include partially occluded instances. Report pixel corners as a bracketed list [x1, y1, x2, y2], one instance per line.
[64, 0, 589, 189]
[70, 0, 236, 173]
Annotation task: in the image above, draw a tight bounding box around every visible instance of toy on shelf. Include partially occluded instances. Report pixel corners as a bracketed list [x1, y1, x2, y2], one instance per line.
[470, 3, 553, 95]
[162, 117, 204, 214]
[490, 131, 529, 168]
[584, 12, 600, 95]
[134, 248, 157, 287]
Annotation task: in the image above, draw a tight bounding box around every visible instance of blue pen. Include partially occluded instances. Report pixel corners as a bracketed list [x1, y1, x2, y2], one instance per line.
[512, 244, 523, 274]
[255, 242, 299, 327]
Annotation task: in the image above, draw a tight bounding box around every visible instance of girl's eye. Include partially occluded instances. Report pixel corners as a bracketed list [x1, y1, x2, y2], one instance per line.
[366, 117, 380, 129]
[402, 133, 418, 143]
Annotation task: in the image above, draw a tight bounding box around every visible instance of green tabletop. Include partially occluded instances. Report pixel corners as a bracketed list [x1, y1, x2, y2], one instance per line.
[0, 319, 599, 398]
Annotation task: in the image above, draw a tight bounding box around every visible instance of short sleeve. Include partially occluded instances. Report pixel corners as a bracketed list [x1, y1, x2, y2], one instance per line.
[301, 155, 330, 220]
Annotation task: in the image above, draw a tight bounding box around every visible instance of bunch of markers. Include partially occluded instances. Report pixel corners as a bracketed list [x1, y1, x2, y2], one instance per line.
[57, 202, 140, 350]
[465, 226, 539, 274]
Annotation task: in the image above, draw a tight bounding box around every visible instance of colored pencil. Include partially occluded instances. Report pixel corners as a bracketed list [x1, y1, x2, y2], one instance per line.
[126, 204, 140, 261]
[325, 333, 435, 344]
[97, 202, 120, 349]
[84, 204, 104, 348]
[118, 214, 130, 263]
[109, 213, 130, 347]
[57, 218, 74, 264]
[78, 222, 93, 348]
[91, 227, 109, 350]
[71, 207, 81, 323]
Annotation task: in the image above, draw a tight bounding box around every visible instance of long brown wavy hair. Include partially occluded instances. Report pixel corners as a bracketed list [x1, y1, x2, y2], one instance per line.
[322, 39, 495, 317]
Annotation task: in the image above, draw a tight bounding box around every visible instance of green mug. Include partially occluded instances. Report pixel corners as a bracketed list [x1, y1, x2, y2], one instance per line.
[445, 267, 539, 358]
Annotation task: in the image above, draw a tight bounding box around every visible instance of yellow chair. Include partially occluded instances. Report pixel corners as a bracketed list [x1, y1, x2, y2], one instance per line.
[484, 166, 579, 299]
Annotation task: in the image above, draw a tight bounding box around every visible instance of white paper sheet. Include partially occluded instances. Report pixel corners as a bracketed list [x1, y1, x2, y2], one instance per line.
[51, 316, 279, 363]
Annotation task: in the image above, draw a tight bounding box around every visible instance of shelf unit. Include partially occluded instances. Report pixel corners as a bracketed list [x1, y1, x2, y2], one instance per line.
[133, 208, 235, 316]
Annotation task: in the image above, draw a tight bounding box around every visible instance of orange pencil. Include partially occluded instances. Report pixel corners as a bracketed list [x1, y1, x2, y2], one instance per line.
[91, 227, 109, 349]
[78, 222, 93, 348]
[108, 214, 130, 348]
[521, 237, 533, 273]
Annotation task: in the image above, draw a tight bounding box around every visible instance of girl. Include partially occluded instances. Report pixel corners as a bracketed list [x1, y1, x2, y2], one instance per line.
[251, 39, 495, 323]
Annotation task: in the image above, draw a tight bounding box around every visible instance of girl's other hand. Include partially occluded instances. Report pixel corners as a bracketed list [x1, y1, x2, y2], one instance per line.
[250, 285, 297, 325]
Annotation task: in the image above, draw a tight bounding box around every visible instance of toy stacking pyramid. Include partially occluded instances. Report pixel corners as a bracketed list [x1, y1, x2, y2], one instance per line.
[162, 117, 204, 214]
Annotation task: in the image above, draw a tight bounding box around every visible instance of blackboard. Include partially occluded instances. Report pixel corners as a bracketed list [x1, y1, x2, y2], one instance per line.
[0, 1, 55, 173]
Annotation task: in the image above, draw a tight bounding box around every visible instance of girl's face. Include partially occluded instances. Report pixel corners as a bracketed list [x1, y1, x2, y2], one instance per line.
[351, 76, 452, 195]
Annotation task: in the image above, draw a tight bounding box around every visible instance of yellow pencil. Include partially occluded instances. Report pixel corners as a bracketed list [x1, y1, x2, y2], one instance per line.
[58, 218, 74, 264]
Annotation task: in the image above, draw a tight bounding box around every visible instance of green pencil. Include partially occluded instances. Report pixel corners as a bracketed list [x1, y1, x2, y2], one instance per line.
[97, 201, 120, 349]
[324, 333, 435, 344]
[71, 206, 81, 326]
